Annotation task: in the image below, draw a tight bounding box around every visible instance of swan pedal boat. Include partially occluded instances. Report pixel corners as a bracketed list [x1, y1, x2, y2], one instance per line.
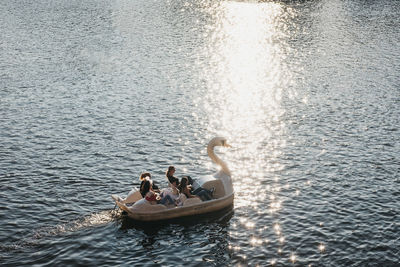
[111, 137, 234, 222]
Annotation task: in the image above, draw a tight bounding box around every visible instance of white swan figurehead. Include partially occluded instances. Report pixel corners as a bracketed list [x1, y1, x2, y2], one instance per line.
[207, 137, 233, 195]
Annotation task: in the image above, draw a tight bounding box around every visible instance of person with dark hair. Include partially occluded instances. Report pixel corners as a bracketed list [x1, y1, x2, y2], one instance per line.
[166, 166, 214, 201]
[139, 178, 152, 198]
[166, 166, 179, 186]
[179, 176, 213, 201]
[139, 172, 174, 205]
[178, 176, 199, 199]
[139, 172, 159, 194]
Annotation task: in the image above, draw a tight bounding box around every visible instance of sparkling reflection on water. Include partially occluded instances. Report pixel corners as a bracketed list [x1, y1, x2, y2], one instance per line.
[197, 3, 310, 264]
[1, 0, 399, 266]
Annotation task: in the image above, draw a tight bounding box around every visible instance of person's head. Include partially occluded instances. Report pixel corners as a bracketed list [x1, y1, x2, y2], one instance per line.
[178, 176, 188, 192]
[180, 177, 188, 188]
[166, 166, 175, 176]
[140, 172, 152, 181]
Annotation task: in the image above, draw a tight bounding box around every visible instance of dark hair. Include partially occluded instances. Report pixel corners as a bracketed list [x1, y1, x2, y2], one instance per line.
[140, 172, 151, 181]
[166, 166, 175, 176]
[178, 177, 188, 193]
[140, 180, 152, 197]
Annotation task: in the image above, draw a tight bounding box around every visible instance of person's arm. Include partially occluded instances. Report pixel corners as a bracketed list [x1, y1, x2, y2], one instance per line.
[185, 187, 198, 198]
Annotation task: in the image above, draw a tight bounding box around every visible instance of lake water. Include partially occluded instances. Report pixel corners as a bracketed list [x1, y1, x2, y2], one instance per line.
[1, 0, 399, 266]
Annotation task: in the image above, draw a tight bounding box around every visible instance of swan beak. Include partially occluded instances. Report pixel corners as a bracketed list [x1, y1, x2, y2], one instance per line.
[224, 143, 232, 148]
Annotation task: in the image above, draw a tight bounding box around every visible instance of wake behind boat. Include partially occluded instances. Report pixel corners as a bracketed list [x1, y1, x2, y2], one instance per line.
[111, 137, 234, 222]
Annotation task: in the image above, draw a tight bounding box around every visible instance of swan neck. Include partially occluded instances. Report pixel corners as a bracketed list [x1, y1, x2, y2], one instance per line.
[207, 142, 231, 176]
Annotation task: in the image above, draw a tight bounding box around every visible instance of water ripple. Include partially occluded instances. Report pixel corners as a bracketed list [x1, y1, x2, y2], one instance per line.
[1, 0, 400, 266]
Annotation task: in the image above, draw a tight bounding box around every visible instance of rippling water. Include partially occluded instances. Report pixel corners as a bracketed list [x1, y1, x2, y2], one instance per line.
[1, 0, 399, 266]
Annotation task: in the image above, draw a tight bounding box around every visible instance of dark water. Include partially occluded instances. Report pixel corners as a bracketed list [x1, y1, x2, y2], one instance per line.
[1, 0, 399, 266]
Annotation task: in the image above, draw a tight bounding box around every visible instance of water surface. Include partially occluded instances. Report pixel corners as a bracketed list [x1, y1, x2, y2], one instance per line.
[1, 0, 399, 266]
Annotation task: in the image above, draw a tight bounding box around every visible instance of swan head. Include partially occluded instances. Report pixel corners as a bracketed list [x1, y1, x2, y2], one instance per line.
[209, 137, 231, 148]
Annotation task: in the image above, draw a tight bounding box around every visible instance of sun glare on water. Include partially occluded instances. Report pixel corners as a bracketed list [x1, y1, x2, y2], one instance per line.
[201, 2, 289, 140]
[197, 1, 294, 195]
[193, 1, 301, 264]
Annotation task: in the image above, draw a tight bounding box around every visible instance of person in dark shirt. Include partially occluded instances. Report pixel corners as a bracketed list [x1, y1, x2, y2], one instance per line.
[166, 166, 180, 186]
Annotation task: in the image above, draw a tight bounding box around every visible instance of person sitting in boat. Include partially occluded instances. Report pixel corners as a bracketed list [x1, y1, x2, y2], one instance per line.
[166, 166, 194, 189]
[163, 166, 181, 199]
[168, 166, 214, 201]
[139, 177, 152, 198]
[159, 178, 180, 205]
[178, 176, 213, 201]
[140, 175, 175, 206]
[139, 172, 159, 196]
[166, 166, 180, 187]
[176, 176, 199, 205]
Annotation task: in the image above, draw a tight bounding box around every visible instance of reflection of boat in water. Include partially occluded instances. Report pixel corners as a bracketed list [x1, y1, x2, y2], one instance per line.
[111, 137, 234, 222]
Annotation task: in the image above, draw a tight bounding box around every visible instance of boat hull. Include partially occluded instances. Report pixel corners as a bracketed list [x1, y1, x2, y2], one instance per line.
[115, 193, 234, 222]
